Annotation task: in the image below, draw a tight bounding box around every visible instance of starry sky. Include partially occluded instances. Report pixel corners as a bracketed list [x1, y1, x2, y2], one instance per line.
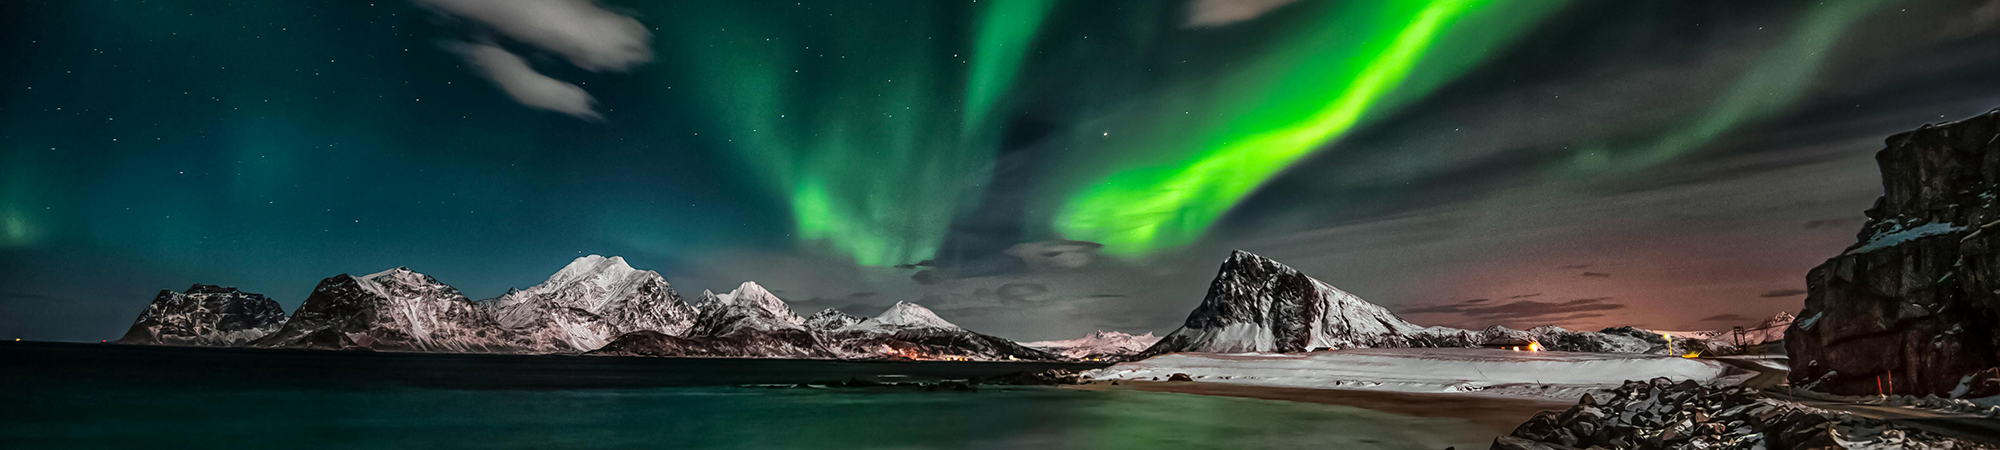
[5, 0, 2000, 342]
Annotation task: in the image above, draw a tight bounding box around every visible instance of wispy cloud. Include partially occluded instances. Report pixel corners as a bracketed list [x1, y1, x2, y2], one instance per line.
[1401, 297, 1626, 323]
[416, 0, 652, 120]
[1185, 0, 1300, 27]
[451, 43, 601, 119]
[1758, 289, 1806, 298]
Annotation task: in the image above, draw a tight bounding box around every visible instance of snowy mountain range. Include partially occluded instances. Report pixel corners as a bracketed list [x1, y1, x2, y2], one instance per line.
[819, 302, 1055, 361]
[1024, 331, 1161, 361]
[1657, 311, 1794, 346]
[117, 255, 1060, 361]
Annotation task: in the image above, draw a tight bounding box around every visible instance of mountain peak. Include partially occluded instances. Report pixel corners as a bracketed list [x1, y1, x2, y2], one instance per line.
[1145, 251, 1428, 355]
[713, 282, 785, 310]
[546, 254, 642, 287]
[698, 281, 802, 326]
[804, 308, 865, 332]
[852, 301, 958, 331]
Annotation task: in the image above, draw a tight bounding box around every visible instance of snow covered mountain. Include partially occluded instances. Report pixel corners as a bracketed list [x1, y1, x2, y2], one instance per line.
[824, 302, 1055, 361]
[117, 284, 287, 346]
[1140, 251, 1659, 357]
[1141, 251, 1459, 356]
[257, 267, 516, 352]
[804, 308, 864, 332]
[594, 282, 831, 358]
[1024, 331, 1162, 361]
[836, 301, 960, 334]
[478, 255, 696, 352]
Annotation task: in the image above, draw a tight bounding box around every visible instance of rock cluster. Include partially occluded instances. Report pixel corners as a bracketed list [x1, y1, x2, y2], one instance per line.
[1494, 378, 1995, 450]
[1787, 109, 2000, 397]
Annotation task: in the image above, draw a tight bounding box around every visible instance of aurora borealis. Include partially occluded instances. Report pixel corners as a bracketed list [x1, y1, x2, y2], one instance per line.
[5, 0, 2000, 342]
[1052, 0, 1567, 256]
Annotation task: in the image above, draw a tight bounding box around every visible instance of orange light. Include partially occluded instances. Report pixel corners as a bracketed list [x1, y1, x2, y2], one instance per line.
[1681, 350, 1702, 358]
[1527, 341, 1544, 352]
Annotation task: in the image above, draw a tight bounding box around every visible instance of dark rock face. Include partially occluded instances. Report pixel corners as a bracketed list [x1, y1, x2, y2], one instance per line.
[117, 284, 287, 346]
[1788, 109, 2000, 397]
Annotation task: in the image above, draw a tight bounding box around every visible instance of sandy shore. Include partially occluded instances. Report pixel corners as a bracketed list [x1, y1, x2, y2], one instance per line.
[1067, 381, 1569, 435]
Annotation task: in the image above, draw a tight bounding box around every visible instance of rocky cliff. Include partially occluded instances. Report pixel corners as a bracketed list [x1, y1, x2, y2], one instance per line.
[1787, 108, 2000, 398]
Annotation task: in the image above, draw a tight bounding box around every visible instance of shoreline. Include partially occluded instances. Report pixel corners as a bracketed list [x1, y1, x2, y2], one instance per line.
[1067, 380, 1567, 434]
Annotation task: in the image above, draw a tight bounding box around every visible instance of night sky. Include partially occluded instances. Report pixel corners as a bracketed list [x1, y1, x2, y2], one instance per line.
[6, 0, 2000, 342]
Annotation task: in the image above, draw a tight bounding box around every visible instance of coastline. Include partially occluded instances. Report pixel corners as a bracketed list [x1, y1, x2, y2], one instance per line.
[1067, 380, 1566, 434]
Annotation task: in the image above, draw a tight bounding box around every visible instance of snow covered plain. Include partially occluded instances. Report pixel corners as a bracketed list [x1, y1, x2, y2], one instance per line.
[1086, 348, 1746, 400]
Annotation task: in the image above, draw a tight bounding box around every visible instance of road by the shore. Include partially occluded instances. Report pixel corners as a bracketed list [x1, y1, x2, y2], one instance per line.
[1067, 381, 1569, 438]
[1713, 356, 2000, 446]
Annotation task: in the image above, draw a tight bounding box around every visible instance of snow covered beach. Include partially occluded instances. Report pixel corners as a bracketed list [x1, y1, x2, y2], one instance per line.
[1087, 348, 1744, 400]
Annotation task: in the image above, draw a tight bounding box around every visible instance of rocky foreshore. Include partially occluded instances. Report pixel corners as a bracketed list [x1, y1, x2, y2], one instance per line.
[1489, 378, 1995, 450]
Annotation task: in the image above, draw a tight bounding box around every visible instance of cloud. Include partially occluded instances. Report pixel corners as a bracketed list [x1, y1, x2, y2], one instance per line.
[452, 43, 601, 119]
[418, 0, 651, 71]
[1579, 272, 1612, 278]
[417, 0, 652, 119]
[1006, 240, 1105, 271]
[1401, 297, 1626, 322]
[1700, 313, 1751, 322]
[1185, 0, 1301, 27]
[1945, 0, 2000, 38]
[1758, 289, 1806, 298]
[996, 282, 1050, 300]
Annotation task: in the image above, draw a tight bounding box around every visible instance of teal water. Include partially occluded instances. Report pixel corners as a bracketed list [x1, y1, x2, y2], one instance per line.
[0, 343, 1490, 449]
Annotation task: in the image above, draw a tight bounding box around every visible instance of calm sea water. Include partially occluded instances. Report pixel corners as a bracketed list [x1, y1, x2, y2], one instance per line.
[1, 343, 1489, 449]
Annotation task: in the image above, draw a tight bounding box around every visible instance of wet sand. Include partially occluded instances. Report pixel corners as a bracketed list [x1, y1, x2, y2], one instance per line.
[1068, 381, 1569, 435]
